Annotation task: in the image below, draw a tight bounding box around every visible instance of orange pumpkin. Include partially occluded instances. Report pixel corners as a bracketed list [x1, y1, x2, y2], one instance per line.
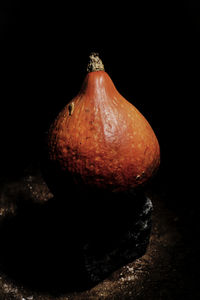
[46, 53, 160, 193]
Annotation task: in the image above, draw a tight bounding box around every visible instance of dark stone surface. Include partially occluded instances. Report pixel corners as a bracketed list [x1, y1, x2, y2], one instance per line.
[0, 167, 153, 292]
[83, 196, 152, 284]
[0, 165, 199, 299]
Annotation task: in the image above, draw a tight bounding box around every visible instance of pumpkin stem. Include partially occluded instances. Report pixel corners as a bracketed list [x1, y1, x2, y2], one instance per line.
[87, 52, 105, 72]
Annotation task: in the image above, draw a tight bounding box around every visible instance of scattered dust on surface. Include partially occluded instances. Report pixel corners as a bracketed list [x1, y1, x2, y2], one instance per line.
[0, 171, 195, 299]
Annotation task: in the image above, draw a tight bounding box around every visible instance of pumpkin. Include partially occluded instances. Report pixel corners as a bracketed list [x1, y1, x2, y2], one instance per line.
[45, 53, 160, 194]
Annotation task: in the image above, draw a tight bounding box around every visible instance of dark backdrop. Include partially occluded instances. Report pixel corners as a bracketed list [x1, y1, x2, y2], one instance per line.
[0, 2, 200, 299]
[1, 2, 199, 204]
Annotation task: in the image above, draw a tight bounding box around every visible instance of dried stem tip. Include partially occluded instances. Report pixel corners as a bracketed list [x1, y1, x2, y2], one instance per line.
[87, 52, 105, 72]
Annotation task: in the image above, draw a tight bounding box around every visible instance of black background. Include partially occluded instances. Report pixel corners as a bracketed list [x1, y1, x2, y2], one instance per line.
[0, 1, 200, 298]
[1, 2, 199, 204]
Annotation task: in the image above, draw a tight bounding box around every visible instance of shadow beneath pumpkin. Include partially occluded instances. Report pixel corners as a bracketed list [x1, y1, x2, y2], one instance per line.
[0, 186, 151, 295]
[0, 195, 93, 294]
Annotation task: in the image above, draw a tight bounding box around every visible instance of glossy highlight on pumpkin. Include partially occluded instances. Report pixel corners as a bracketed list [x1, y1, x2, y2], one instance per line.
[47, 54, 160, 193]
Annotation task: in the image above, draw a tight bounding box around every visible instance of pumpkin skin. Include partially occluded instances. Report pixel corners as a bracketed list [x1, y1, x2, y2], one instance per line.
[46, 58, 160, 194]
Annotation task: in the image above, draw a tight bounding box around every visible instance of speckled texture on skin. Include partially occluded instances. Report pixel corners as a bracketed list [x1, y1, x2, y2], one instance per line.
[47, 70, 160, 192]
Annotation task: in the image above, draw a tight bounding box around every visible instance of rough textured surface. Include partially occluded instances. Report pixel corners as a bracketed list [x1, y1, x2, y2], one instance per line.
[0, 164, 198, 299]
[83, 196, 152, 284]
[87, 53, 105, 72]
[46, 69, 160, 195]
